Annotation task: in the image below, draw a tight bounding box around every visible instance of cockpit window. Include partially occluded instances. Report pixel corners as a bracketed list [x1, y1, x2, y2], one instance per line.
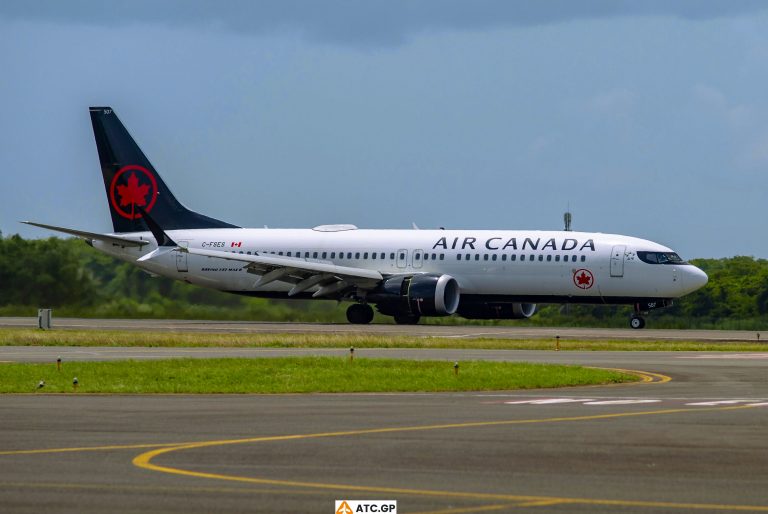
[637, 251, 687, 265]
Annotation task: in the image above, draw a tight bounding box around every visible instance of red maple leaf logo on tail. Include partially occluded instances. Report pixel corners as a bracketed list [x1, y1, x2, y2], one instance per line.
[116, 173, 150, 208]
[109, 165, 159, 220]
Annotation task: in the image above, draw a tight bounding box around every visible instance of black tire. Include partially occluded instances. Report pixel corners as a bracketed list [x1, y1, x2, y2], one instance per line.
[393, 313, 421, 325]
[346, 304, 374, 324]
[630, 316, 646, 329]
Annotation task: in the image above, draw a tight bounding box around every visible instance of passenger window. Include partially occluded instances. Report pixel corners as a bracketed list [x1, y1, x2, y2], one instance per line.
[457, 254, 462, 260]
[381, 253, 386, 259]
[247, 251, 251, 255]
[338, 253, 343, 259]
[415, 253, 420, 260]
[475, 254, 480, 261]
[465, 254, 470, 260]
[348, 252, 352, 259]
[390, 253, 395, 259]
[555, 255, 560, 262]
[581, 255, 586, 262]
[305, 252, 310, 258]
[530, 255, 535, 261]
[546, 255, 552, 262]
[501, 254, 506, 261]
[372, 253, 376, 260]
[399, 252, 405, 260]
[355, 252, 360, 259]
[286, 252, 291, 257]
[278, 251, 283, 256]
[492, 254, 497, 261]
[364, 252, 368, 259]
[439, 254, 444, 260]
[511, 255, 516, 261]
[572, 255, 577, 262]
[423, 254, 429, 261]
[483, 254, 489, 261]
[313, 252, 318, 258]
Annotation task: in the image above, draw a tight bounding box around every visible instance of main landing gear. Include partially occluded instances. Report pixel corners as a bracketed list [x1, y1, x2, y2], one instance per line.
[346, 303, 374, 324]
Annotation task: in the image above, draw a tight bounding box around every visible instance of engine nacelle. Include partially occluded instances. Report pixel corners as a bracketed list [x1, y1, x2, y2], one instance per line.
[369, 274, 460, 317]
[457, 302, 537, 320]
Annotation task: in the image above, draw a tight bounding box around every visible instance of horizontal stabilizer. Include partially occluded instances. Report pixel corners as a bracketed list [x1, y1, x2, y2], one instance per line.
[21, 221, 149, 247]
[137, 246, 177, 262]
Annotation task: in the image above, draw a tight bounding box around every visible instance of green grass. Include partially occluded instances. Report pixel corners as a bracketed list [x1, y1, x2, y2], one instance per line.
[1, 328, 768, 351]
[0, 357, 635, 393]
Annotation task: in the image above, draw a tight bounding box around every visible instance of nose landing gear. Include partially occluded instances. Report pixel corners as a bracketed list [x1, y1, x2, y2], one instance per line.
[629, 316, 646, 329]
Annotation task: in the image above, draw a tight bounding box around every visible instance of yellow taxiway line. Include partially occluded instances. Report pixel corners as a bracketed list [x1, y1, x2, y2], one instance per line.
[131, 403, 767, 512]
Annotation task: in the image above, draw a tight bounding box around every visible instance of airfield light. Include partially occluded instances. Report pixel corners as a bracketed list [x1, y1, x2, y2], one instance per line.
[454, 362, 459, 376]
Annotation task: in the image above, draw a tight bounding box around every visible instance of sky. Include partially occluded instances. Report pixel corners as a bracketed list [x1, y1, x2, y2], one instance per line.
[2, 1, 768, 258]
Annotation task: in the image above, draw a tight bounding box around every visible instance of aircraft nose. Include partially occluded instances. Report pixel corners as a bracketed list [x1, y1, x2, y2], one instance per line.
[683, 265, 708, 294]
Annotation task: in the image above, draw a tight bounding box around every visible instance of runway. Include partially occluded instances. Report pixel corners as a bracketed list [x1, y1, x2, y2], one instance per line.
[2, 347, 768, 513]
[1, 316, 765, 341]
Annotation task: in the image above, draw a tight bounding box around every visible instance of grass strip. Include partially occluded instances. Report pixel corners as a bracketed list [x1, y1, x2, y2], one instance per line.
[0, 357, 635, 393]
[1, 328, 767, 351]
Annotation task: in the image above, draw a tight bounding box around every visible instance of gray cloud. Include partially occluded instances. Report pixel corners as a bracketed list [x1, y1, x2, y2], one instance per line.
[2, 0, 767, 46]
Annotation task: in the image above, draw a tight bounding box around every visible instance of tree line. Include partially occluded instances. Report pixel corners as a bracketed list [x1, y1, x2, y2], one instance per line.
[1, 233, 766, 329]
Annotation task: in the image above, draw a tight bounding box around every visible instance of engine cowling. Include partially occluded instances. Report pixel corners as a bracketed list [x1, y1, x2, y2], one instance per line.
[457, 302, 537, 320]
[369, 274, 460, 317]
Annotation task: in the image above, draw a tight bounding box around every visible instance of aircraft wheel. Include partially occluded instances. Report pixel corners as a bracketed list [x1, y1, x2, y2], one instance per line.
[394, 313, 421, 325]
[346, 304, 374, 324]
[630, 316, 646, 329]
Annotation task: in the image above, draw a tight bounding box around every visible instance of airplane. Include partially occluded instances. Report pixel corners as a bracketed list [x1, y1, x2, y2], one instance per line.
[23, 107, 709, 329]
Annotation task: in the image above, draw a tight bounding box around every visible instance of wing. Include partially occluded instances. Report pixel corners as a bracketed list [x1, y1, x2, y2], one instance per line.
[21, 221, 149, 247]
[184, 247, 383, 298]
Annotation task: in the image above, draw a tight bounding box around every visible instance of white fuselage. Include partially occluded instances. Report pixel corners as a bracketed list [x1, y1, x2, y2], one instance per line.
[94, 227, 707, 302]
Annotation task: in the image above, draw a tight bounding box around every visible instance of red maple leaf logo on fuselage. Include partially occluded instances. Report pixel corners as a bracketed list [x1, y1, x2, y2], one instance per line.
[577, 272, 591, 286]
[573, 269, 594, 289]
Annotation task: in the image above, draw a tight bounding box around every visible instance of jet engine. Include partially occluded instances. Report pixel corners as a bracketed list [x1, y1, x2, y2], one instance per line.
[369, 274, 460, 317]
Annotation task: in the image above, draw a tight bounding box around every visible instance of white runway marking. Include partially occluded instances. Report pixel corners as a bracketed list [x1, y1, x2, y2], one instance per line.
[678, 353, 768, 359]
[498, 397, 768, 408]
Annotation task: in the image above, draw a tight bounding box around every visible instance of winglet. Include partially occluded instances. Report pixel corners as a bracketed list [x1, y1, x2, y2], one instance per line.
[136, 207, 177, 247]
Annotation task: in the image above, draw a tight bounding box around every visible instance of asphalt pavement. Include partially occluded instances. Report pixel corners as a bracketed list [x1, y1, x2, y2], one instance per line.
[1, 344, 768, 513]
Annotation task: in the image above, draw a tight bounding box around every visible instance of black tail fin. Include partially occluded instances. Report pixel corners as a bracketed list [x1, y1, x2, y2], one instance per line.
[89, 106, 239, 233]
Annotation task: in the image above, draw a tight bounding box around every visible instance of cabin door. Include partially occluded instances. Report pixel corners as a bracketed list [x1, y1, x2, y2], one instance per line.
[176, 241, 189, 272]
[610, 245, 625, 277]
